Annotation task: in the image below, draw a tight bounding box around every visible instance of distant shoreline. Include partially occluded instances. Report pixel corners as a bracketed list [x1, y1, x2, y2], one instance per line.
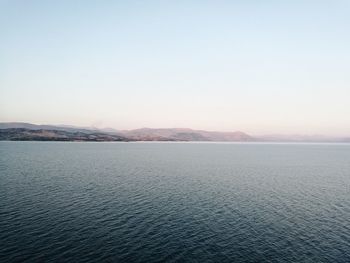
[0, 123, 349, 143]
[1, 140, 349, 145]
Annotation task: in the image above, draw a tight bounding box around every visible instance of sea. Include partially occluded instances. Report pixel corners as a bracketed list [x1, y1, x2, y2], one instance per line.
[1, 141, 350, 262]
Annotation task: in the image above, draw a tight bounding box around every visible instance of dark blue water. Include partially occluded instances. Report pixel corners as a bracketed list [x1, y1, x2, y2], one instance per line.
[1, 142, 350, 262]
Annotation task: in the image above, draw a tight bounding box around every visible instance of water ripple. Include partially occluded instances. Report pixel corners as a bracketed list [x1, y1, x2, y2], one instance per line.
[1, 142, 350, 262]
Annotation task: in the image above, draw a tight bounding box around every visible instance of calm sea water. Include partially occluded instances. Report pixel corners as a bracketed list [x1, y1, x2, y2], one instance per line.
[1, 142, 350, 262]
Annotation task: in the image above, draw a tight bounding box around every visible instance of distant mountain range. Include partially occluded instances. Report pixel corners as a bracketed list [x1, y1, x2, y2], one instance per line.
[116, 128, 253, 141]
[0, 123, 252, 142]
[0, 122, 348, 142]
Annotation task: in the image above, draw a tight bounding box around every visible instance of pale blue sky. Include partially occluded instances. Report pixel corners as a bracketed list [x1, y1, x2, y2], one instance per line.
[1, 1, 349, 135]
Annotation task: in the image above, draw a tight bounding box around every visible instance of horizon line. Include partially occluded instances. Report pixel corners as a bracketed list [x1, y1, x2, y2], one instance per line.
[0, 121, 349, 138]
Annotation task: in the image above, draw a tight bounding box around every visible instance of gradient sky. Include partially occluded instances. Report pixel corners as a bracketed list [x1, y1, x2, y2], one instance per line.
[1, 1, 349, 136]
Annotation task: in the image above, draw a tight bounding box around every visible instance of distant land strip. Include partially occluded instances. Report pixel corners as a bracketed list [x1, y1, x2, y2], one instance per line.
[0, 123, 349, 142]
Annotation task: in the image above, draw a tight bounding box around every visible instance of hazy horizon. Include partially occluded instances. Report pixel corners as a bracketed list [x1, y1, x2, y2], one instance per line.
[1, 1, 349, 136]
[1, 121, 350, 139]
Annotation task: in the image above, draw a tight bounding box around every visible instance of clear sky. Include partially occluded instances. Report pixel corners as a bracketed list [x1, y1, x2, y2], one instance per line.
[1, 1, 349, 136]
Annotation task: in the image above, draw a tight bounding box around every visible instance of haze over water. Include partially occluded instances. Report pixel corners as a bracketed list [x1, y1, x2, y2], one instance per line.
[1, 142, 349, 262]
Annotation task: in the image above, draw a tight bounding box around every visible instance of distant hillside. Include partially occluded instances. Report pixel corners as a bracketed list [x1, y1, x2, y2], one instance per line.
[1, 122, 348, 142]
[0, 123, 254, 142]
[0, 128, 128, 142]
[118, 128, 254, 141]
